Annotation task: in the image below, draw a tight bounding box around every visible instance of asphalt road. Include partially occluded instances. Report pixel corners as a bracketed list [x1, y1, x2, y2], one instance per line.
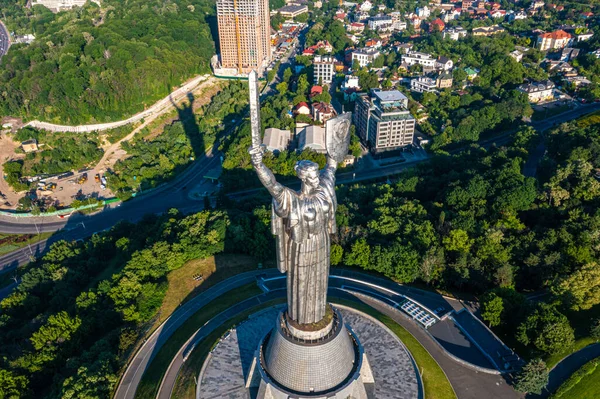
[0, 20, 9, 57]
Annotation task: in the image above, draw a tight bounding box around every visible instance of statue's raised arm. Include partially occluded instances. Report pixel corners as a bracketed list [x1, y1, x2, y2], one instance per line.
[247, 70, 353, 325]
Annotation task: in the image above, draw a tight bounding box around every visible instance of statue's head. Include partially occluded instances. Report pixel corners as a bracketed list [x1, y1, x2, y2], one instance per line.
[295, 160, 320, 192]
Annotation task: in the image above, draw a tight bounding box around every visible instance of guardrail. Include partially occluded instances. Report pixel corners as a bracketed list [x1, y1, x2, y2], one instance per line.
[0, 198, 118, 218]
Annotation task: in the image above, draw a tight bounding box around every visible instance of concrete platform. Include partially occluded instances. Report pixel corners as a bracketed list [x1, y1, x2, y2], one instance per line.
[198, 305, 420, 399]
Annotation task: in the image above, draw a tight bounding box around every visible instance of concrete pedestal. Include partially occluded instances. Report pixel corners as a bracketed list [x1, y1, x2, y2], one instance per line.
[246, 308, 374, 399]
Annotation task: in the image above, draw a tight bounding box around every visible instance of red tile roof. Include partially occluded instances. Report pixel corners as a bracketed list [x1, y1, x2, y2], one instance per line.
[539, 29, 573, 39]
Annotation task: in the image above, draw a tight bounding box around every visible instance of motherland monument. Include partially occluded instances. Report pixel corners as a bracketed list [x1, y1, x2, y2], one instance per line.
[244, 70, 375, 399]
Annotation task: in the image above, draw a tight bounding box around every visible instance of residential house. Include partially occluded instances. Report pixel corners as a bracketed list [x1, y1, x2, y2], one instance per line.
[348, 22, 365, 32]
[342, 75, 360, 90]
[294, 102, 311, 115]
[297, 125, 327, 152]
[416, 6, 431, 18]
[402, 51, 436, 68]
[560, 48, 580, 62]
[263, 128, 291, 153]
[368, 15, 393, 31]
[411, 76, 438, 92]
[564, 76, 591, 87]
[465, 67, 479, 80]
[435, 56, 453, 71]
[429, 18, 445, 32]
[537, 30, 573, 51]
[21, 139, 38, 153]
[359, 0, 372, 11]
[517, 80, 556, 103]
[334, 11, 347, 21]
[575, 31, 594, 43]
[310, 85, 323, 98]
[354, 89, 416, 152]
[365, 39, 383, 48]
[312, 102, 336, 123]
[352, 48, 381, 67]
[472, 25, 506, 36]
[443, 26, 467, 40]
[488, 9, 506, 19]
[507, 10, 527, 21]
[510, 50, 523, 62]
[395, 42, 413, 54]
[436, 72, 453, 88]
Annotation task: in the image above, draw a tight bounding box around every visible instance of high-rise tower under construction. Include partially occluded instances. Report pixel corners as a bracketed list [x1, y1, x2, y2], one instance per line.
[216, 0, 271, 75]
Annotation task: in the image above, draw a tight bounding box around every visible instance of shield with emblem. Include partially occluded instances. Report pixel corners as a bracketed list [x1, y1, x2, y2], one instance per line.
[325, 113, 352, 164]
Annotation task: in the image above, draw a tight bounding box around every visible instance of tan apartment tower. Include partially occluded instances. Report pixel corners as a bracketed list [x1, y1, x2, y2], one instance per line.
[216, 0, 271, 75]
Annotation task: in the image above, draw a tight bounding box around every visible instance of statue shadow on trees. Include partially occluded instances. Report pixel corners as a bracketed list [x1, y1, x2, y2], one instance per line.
[171, 92, 205, 162]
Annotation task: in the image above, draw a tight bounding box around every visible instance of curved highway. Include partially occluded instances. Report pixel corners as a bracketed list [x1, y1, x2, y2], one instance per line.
[116, 269, 520, 399]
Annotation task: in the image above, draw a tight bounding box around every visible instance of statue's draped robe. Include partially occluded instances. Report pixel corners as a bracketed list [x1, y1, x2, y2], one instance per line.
[271, 165, 337, 325]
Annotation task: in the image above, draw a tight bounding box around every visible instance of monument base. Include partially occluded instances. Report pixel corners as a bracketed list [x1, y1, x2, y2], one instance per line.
[246, 308, 374, 399]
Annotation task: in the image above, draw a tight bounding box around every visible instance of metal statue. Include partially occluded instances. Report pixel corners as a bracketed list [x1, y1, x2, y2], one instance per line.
[247, 71, 352, 325]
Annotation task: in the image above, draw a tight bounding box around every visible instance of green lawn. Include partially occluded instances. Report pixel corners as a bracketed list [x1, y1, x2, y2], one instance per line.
[550, 356, 600, 399]
[0, 232, 53, 255]
[133, 283, 262, 399]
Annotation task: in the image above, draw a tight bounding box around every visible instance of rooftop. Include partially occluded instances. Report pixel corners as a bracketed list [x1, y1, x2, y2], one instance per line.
[373, 89, 408, 103]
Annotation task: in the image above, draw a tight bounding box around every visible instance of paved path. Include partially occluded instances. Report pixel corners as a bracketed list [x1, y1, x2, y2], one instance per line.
[24, 75, 213, 133]
[530, 343, 600, 399]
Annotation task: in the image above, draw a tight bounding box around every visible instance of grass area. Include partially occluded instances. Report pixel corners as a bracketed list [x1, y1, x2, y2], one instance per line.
[550, 356, 600, 399]
[0, 232, 53, 289]
[0, 232, 53, 255]
[576, 110, 600, 128]
[151, 254, 264, 330]
[172, 298, 286, 398]
[545, 304, 600, 368]
[133, 283, 262, 399]
[333, 298, 457, 399]
[532, 104, 571, 121]
[545, 337, 598, 369]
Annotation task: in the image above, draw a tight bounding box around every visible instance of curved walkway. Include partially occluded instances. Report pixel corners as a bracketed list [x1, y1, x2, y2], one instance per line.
[531, 343, 600, 399]
[25, 74, 213, 133]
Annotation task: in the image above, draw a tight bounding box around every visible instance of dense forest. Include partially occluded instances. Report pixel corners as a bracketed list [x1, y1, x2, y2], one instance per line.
[0, 210, 228, 398]
[0, 0, 216, 124]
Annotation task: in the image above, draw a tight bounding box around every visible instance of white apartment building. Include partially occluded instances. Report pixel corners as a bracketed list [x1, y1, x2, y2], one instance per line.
[416, 6, 431, 18]
[411, 76, 437, 93]
[342, 75, 360, 90]
[352, 48, 381, 67]
[313, 55, 336, 84]
[402, 51, 436, 68]
[443, 27, 467, 40]
[368, 15, 393, 30]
